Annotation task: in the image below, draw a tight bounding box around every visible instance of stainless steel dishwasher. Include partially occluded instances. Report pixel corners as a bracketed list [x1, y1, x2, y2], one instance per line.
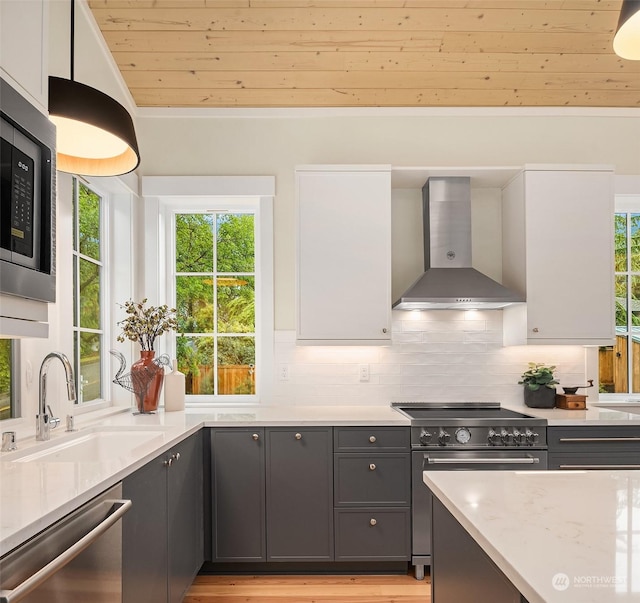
[0, 483, 131, 603]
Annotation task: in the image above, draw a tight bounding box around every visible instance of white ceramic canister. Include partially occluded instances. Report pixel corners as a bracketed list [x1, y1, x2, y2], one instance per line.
[164, 359, 186, 411]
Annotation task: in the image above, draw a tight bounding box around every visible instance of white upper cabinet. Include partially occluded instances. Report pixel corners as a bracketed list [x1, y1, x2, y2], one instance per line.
[296, 166, 392, 345]
[0, 0, 49, 111]
[502, 166, 615, 346]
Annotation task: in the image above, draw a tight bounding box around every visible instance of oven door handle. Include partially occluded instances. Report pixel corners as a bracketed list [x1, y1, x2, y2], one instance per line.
[0, 499, 131, 603]
[424, 455, 540, 466]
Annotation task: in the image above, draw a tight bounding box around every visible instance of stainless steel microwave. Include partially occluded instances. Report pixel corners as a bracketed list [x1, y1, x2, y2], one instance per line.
[0, 77, 56, 303]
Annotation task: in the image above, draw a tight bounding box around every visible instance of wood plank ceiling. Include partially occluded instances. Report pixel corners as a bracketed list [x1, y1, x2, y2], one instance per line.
[87, 0, 640, 108]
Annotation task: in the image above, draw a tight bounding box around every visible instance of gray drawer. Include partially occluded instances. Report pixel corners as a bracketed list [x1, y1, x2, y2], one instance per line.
[548, 427, 640, 452]
[333, 427, 409, 452]
[334, 508, 410, 561]
[549, 452, 640, 470]
[334, 453, 410, 506]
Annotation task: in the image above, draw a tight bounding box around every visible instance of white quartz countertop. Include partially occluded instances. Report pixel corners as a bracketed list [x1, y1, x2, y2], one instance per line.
[1, 400, 638, 559]
[502, 401, 640, 425]
[0, 404, 406, 556]
[424, 470, 640, 603]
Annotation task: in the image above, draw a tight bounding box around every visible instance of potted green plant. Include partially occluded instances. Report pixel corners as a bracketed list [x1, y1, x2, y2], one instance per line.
[117, 299, 177, 413]
[518, 362, 559, 408]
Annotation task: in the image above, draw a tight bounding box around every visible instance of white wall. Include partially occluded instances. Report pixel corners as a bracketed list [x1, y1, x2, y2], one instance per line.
[136, 111, 640, 330]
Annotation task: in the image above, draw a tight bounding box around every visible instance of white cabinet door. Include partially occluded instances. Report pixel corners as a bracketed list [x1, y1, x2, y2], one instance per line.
[296, 167, 392, 344]
[0, 0, 48, 111]
[503, 168, 615, 345]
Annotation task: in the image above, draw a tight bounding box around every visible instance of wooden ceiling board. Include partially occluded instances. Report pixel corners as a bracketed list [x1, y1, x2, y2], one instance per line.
[88, 0, 640, 108]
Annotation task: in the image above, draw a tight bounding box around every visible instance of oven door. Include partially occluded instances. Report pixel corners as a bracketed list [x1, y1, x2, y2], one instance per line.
[411, 449, 547, 572]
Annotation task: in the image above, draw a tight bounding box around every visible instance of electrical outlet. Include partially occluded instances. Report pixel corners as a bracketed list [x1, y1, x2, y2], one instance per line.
[359, 364, 370, 382]
[278, 364, 290, 381]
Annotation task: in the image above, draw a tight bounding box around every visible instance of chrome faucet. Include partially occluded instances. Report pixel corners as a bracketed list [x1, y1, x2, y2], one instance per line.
[36, 352, 77, 441]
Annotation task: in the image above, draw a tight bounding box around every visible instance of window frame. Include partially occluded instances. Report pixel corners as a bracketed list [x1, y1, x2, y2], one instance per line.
[599, 193, 640, 399]
[0, 340, 20, 420]
[168, 205, 260, 401]
[142, 175, 275, 407]
[71, 177, 110, 410]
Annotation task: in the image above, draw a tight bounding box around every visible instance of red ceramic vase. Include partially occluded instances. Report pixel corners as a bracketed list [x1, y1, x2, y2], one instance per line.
[130, 350, 165, 413]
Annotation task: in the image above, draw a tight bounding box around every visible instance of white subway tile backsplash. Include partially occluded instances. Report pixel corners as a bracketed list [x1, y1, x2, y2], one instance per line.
[271, 314, 587, 407]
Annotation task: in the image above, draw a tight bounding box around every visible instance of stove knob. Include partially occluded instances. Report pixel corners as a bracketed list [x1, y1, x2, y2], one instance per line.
[438, 429, 451, 446]
[500, 428, 513, 445]
[513, 429, 526, 446]
[487, 429, 501, 446]
[525, 429, 539, 446]
[419, 430, 433, 446]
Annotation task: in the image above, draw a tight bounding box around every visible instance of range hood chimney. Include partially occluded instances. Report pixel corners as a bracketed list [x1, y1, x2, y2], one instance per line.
[393, 177, 524, 310]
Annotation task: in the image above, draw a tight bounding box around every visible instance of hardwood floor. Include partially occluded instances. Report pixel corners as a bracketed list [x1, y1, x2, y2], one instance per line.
[184, 573, 431, 602]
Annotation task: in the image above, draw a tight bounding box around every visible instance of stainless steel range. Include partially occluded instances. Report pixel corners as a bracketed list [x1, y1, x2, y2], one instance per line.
[391, 401, 548, 580]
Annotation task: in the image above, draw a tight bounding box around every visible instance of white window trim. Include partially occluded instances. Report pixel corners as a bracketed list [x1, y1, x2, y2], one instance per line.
[71, 177, 111, 413]
[598, 188, 640, 401]
[142, 176, 275, 406]
[74, 174, 138, 414]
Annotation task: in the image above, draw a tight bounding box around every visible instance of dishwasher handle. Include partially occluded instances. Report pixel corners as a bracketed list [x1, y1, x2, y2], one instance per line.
[0, 499, 131, 603]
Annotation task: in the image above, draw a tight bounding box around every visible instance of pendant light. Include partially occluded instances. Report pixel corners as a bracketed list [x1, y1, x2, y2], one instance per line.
[48, 0, 140, 176]
[613, 0, 640, 60]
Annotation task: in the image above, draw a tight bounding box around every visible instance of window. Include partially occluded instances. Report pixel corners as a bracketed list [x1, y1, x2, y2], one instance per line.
[0, 340, 19, 419]
[72, 179, 105, 404]
[173, 211, 257, 397]
[600, 211, 640, 394]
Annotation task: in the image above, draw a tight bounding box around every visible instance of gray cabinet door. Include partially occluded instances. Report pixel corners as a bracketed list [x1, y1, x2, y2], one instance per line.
[335, 508, 410, 561]
[122, 452, 169, 603]
[334, 453, 410, 506]
[211, 428, 266, 562]
[168, 431, 204, 603]
[266, 428, 333, 561]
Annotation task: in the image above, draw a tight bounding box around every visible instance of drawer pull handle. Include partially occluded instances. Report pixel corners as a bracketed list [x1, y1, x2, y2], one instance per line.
[369, 436, 377, 443]
[163, 458, 173, 467]
[558, 437, 640, 443]
[171, 452, 181, 462]
[369, 463, 376, 471]
[370, 518, 377, 526]
[252, 433, 260, 441]
[295, 433, 302, 440]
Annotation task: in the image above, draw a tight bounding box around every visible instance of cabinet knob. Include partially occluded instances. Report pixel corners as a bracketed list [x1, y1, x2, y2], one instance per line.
[252, 433, 260, 441]
[532, 327, 539, 333]
[163, 458, 173, 467]
[171, 452, 181, 462]
[295, 433, 302, 440]
[369, 463, 376, 471]
[369, 435, 377, 443]
[370, 518, 377, 526]
[382, 328, 388, 334]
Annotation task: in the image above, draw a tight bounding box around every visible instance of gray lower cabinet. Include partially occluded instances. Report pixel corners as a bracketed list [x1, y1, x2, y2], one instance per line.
[548, 426, 640, 470]
[210, 427, 333, 562]
[432, 497, 526, 603]
[333, 427, 411, 561]
[123, 432, 204, 603]
[210, 428, 266, 561]
[266, 428, 334, 561]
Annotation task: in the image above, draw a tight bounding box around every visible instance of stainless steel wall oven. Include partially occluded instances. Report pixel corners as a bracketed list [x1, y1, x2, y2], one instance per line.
[392, 402, 548, 580]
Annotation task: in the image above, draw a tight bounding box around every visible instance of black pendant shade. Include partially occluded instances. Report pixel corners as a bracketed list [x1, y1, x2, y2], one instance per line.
[48, 0, 140, 176]
[614, 0, 640, 60]
[48, 76, 140, 176]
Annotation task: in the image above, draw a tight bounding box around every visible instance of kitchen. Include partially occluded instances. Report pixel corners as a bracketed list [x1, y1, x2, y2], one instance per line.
[1, 1, 640, 602]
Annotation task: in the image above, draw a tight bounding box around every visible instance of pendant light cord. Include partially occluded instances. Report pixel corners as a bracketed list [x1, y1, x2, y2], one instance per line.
[70, 0, 75, 81]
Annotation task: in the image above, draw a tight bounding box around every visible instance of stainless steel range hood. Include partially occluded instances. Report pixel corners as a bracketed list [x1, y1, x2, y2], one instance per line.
[393, 177, 524, 310]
